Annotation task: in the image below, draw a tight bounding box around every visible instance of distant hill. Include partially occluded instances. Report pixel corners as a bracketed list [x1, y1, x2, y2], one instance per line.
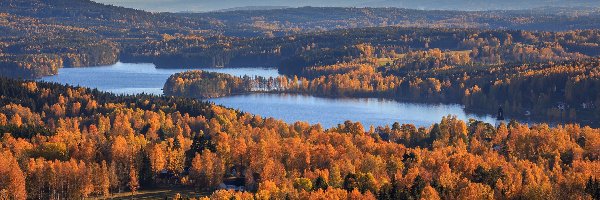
[187, 6, 600, 36]
[214, 6, 290, 12]
[0, 0, 214, 38]
[360, 0, 600, 10]
[2, 0, 600, 38]
[93, 0, 600, 12]
[2, 0, 600, 79]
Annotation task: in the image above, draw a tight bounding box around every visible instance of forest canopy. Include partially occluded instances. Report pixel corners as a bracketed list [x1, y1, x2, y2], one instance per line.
[1, 75, 600, 199]
[1, 0, 600, 199]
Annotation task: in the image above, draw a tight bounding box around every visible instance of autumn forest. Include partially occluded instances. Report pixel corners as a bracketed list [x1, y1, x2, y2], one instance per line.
[1, 0, 600, 199]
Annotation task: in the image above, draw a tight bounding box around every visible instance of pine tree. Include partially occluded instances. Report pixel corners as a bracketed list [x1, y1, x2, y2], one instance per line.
[185, 131, 215, 166]
[586, 177, 600, 200]
[314, 176, 329, 191]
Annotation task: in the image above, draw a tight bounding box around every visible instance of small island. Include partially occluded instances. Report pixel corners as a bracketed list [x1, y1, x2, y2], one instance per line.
[164, 70, 299, 99]
[164, 70, 287, 98]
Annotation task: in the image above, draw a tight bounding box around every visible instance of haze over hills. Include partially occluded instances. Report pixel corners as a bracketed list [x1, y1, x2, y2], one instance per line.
[358, 0, 600, 10]
[213, 6, 290, 12]
[94, 0, 600, 12]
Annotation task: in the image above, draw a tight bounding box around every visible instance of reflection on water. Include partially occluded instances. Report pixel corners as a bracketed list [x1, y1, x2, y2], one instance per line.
[41, 62, 495, 128]
[40, 62, 279, 95]
[211, 93, 496, 128]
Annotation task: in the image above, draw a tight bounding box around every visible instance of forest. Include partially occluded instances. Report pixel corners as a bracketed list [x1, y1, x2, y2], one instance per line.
[164, 71, 260, 98]
[1, 76, 600, 199]
[1, 0, 600, 199]
[122, 27, 600, 72]
[3, 0, 600, 78]
[165, 48, 600, 126]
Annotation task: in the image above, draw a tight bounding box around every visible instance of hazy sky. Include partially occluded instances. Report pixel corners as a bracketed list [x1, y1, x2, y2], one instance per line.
[94, 0, 367, 12]
[93, 0, 600, 12]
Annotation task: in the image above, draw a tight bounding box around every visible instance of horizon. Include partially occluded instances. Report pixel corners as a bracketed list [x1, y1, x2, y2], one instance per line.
[92, 0, 600, 12]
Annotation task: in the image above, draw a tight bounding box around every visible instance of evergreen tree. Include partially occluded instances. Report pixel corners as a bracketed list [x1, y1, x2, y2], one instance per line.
[313, 176, 329, 191]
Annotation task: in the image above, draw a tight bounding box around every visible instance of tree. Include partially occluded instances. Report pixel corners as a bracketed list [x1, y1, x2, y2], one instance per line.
[139, 152, 154, 187]
[189, 152, 224, 191]
[189, 153, 205, 189]
[473, 166, 504, 189]
[314, 176, 329, 191]
[294, 178, 313, 191]
[10, 113, 22, 127]
[129, 165, 139, 194]
[420, 185, 441, 200]
[186, 131, 216, 166]
[411, 175, 427, 199]
[343, 173, 359, 192]
[428, 123, 441, 147]
[167, 148, 185, 175]
[100, 161, 111, 197]
[377, 182, 394, 200]
[458, 182, 494, 200]
[358, 173, 378, 194]
[0, 113, 7, 126]
[110, 136, 130, 192]
[585, 177, 600, 200]
[329, 165, 343, 188]
[257, 180, 282, 200]
[149, 144, 166, 175]
[108, 162, 119, 193]
[0, 150, 26, 200]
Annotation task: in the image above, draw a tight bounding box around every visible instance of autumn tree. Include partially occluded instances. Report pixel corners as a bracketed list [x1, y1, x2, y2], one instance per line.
[0, 150, 26, 200]
[129, 165, 139, 194]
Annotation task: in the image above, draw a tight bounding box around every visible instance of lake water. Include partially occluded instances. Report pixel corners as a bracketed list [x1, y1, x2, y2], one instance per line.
[211, 93, 496, 128]
[41, 62, 279, 95]
[41, 62, 496, 128]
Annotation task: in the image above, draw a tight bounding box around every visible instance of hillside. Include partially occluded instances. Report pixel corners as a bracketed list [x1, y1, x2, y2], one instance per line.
[186, 6, 600, 36]
[0, 0, 214, 38]
[2, 0, 600, 78]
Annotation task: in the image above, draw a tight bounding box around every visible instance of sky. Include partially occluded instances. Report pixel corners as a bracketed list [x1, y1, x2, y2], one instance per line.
[94, 0, 366, 12]
[93, 0, 600, 12]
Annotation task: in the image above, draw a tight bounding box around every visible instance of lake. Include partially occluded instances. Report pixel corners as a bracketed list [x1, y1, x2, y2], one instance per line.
[41, 62, 496, 128]
[41, 62, 279, 95]
[211, 93, 496, 128]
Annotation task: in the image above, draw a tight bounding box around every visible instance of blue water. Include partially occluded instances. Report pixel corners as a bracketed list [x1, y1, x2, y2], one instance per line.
[41, 62, 496, 128]
[211, 93, 496, 128]
[41, 62, 279, 95]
